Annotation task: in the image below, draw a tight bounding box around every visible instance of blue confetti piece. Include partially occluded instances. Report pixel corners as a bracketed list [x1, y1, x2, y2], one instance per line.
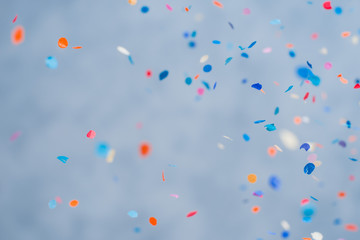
[296, 66, 311, 79]
[57, 156, 69, 164]
[334, 218, 342, 225]
[128, 55, 134, 65]
[303, 216, 312, 222]
[238, 45, 245, 50]
[134, 227, 141, 233]
[242, 78, 247, 84]
[253, 190, 263, 197]
[346, 120, 351, 128]
[304, 163, 315, 175]
[281, 231, 290, 238]
[300, 143, 310, 151]
[168, 164, 177, 167]
[48, 200, 56, 209]
[185, 77, 192, 85]
[188, 41, 196, 48]
[335, 7, 342, 15]
[349, 158, 358, 162]
[128, 210, 138, 218]
[212, 40, 221, 44]
[264, 123, 276, 131]
[243, 134, 250, 142]
[228, 22, 234, 29]
[183, 31, 189, 38]
[289, 50, 296, 58]
[251, 83, 262, 90]
[141, 6, 149, 13]
[191, 31, 197, 38]
[45, 56, 58, 69]
[270, 19, 281, 25]
[159, 70, 169, 80]
[202, 81, 210, 90]
[225, 57, 233, 65]
[241, 52, 249, 58]
[248, 41, 257, 48]
[338, 140, 346, 148]
[268, 232, 276, 235]
[269, 175, 281, 190]
[96, 142, 110, 158]
[284, 85, 293, 93]
[213, 82, 217, 90]
[310, 196, 319, 201]
[254, 120, 266, 124]
[332, 139, 339, 144]
[203, 64, 212, 73]
[307, 61, 312, 69]
[274, 107, 279, 115]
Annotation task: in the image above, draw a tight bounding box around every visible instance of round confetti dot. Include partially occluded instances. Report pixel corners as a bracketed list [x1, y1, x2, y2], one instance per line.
[146, 70, 152, 78]
[128, 210, 138, 218]
[11, 25, 25, 45]
[243, 8, 251, 15]
[334, 7, 342, 15]
[323, 1, 332, 10]
[247, 174, 257, 183]
[337, 191, 346, 198]
[69, 199, 79, 208]
[128, 0, 137, 5]
[203, 64, 212, 73]
[197, 88, 204, 95]
[289, 50, 296, 58]
[267, 146, 277, 157]
[48, 200, 56, 209]
[141, 6, 149, 13]
[311, 33, 318, 40]
[96, 142, 110, 158]
[139, 142, 151, 158]
[58, 37, 68, 48]
[185, 77, 192, 85]
[159, 70, 169, 80]
[269, 175, 281, 190]
[134, 227, 141, 233]
[282, 231, 290, 238]
[324, 62, 332, 70]
[87, 130, 96, 139]
[45, 56, 58, 69]
[149, 217, 157, 226]
[188, 41, 196, 48]
[183, 31, 189, 38]
[293, 116, 302, 125]
[349, 175, 355, 181]
[251, 206, 260, 213]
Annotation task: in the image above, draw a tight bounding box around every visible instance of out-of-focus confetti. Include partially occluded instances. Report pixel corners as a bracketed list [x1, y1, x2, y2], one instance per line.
[11, 25, 24, 45]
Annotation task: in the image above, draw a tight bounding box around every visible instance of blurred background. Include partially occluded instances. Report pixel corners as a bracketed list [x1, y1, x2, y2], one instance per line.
[0, 0, 359, 239]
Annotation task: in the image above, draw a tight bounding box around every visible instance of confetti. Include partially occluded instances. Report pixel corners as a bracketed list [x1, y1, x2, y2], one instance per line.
[106, 149, 115, 163]
[116, 46, 130, 56]
[251, 83, 262, 90]
[228, 22, 234, 29]
[334, 7, 342, 15]
[128, 0, 137, 5]
[48, 200, 56, 209]
[203, 64, 212, 72]
[170, 194, 179, 198]
[162, 170, 165, 181]
[247, 174, 257, 183]
[58, 37, 68, 48]
[304, 163, 315, 175]
[270, 19, 281, 25]
[186, 211, 198, 217]
[12, 15, 18, 23]
[141, 6, 149, 13]
[96, 142, 110, 158]
[69, 199, 79, 208]
[45, 56, 58, 69]
[11, 25, 25, 45]
[241, 52, 249, 58]
[251, 206, 260, 213]
[248, 41, 257, 48]
[338, 191, 346, 198]
[212, 40, 221, 44]
[267, 146, 277, 157]
[311, 232, 323, 240]
[166, 4, 172, 11]
[323, 1, 332, 10]
[349, 158, 358, 162]
[284, 85, 293, 92]
[57, 156, 69, 164]
[324, 62, 332, 70]
[149, 217, 157, 226]
[159, 70, 169, 80]
[300, 143, 310, 151]
[10, 131, 21, 141]
[274, 107, 279, 115]
[200, 55, 209, 63]
[269, 175, 281, 190]
[128, 210, 138, 218]
[87, 130, 96, 139]
[243, 134, 250, 142]
[225, 57, 233, 65]
[213, 1, 223, 8]
[344, 223, 358, 232]
[185, 77, 192, 85]
[243, 8, 251, 15]
[307, 61, 312, 68]
[264, 124, 276, 131]
[254, 120, 266, 124]
[310, 196, 319, 201]
[139, 142, 151, 158]
[253, 190, 263, 197]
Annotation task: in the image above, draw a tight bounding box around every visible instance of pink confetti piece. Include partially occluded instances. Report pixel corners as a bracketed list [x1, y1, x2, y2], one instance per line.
[324, 62, 332, 70]
[12, 15, 18, 23]
[55, 196, 62, 204]
[243, 8, 251, 15]
[170, 194, 179, 198]
[166, 4, 172, 11]
[86, 130, 96, 139]
[262, 47, 272, 53]
[311, 33, 318, 40]
[186, 211, 198, 217]
[197, 88, 204, 95]
[307, 153, 317, 163]
[301, 198, 310, 205]
[10, 131, 21, 141]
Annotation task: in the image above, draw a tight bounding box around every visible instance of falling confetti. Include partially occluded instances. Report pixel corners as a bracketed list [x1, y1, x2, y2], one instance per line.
[11, 25, 25, 45]
[58, 37, 68, 48]
[186, 211, 198, 217]
[69, 200, 79, 208]
[149, 217, 157, 226]
[57, 156, 69, 164]
[87, 130, 96, 139]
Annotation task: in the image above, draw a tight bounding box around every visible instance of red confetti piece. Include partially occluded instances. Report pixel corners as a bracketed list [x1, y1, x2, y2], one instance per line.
[139, 142, 151, 158]
[323, 1, 332, 10]
[345, 224, 358, 232]
[303, 92, 309, 100]
[162, 170, 165, 182]
[86, 130, 96, 139]
[213, 1, 223, 8]
[146, 70, 152, 78]
[12, 15, 18, 23]
[354, 83, 360, 89]
[312, 96, 316, 103]
[186, 211, 198, 217]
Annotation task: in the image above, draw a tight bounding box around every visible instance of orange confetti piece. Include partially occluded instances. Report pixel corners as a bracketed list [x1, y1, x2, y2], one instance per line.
[58, 37, 68, 48]
[162, 170, 165, 182]
[338, 191, 346, 198]
[72, 46, 82, 49]
[260, 89, 266, 94]
[302, 238, 312, 240]
[345, 223, 358, 232]
[128, 0, 137, 5]
[11, 25, 25, 45]
[139, 142, 151, 158]
[273, 81, 280, 86]
[337, 74, 342, 77]
[339, 77, 348, 84]
[185, 7, 189, 12]
[267, 146, 277, 157]
[213, 1, 223, 8]
[286, 43, 294, 49]
[194, 74, 199, 80]
[341, 31, 351, 38]
[69, 199, 79, 208]
[251, 206, 260, 213]
[247, 174, 257, 184]
[293, 116, 302, 125]
[149, 217, 157, 226]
